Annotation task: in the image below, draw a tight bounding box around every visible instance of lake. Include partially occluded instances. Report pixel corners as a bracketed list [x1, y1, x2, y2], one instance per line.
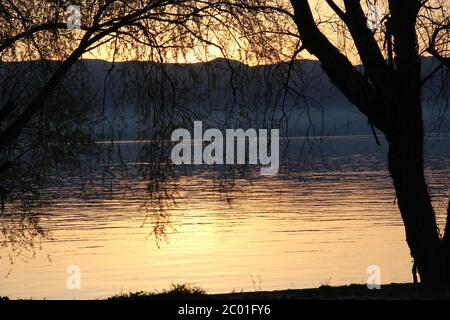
[1, 134, 449, 299]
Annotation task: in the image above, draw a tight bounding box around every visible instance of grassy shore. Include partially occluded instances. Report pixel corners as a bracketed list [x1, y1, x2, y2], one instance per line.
[108, 283, 450, 300]
[2, 283, 450, 300]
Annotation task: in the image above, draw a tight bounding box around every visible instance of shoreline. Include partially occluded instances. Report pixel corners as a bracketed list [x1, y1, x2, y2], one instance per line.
[3, 283, 450, 300]
[109, 283, 450, 300]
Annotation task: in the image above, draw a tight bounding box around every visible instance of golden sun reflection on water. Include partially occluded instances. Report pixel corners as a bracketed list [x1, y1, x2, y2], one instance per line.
[0, 136, 449, 299]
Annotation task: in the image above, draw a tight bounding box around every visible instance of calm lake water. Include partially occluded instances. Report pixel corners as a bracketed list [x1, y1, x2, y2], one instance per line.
[1, 135, 449, 299]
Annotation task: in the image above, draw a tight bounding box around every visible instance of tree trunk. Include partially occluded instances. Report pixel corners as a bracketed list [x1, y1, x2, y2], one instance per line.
[290, 0, 450, 285]
[384, 1, 450, 284]
[386, 104, 448, 284]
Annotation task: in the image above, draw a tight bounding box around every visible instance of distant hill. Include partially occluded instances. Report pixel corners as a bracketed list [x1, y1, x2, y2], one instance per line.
[1, 56, 448, 138]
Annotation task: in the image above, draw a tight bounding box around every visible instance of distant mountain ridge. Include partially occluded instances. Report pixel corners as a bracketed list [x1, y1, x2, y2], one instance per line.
[0, 56, 448, 137]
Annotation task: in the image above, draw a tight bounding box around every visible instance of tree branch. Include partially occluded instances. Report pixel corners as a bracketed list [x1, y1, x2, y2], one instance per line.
[289, 0, 388, 133]
[427, 23, 450, 69]
[325, 0, 346, 21]
[342, 1, 392, 97]
[0, 0, 173, 155]
[0, 22, 89, 53]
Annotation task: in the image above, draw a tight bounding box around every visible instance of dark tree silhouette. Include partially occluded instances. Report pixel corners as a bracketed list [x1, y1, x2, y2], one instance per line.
[0, 0, 292, 264]
[0, 0, 290, 176]
[0, 0, 172, 157]
[288, 0, 449, 284]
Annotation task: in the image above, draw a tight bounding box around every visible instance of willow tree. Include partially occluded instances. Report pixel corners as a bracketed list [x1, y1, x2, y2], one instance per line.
[203, 0, 449, 284]
[182, 0, 448, 285]
[0, 0, 293, 260]
[0, 0, 290, 174]
[266, 0, 449, 284]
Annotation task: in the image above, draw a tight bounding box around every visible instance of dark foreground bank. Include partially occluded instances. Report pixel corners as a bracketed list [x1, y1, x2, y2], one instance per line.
[107, 283, 450, 300]
[2, 283, 450, 300]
